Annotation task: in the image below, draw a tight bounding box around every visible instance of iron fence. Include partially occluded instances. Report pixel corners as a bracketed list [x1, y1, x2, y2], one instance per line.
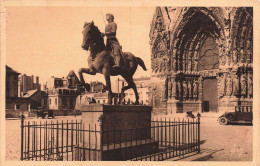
[130, 116, 200, 161]
[21, 114, 200, 161]
[20, 119, 101, 161]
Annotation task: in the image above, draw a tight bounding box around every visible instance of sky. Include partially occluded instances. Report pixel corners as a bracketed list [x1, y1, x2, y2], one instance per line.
[5, 6, 155, 84]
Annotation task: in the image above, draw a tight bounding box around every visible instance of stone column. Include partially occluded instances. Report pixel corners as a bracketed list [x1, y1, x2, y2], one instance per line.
[172, 49, 177, 72]
[167, 77, 172, 99]
[177, 50, 181, 71]
[188, 79, 192, 100]
[171, 77, 176, 99]
[218, 74, 226, 98]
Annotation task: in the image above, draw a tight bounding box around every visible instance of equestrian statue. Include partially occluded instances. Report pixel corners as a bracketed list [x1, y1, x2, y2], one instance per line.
[79, 13, 147, 105]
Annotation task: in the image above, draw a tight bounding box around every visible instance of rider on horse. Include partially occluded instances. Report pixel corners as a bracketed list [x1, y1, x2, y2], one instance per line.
[101, 13, 122, 69]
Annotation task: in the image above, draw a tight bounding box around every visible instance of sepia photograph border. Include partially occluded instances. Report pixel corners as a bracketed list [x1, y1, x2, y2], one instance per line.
[0, 0, 260, 166]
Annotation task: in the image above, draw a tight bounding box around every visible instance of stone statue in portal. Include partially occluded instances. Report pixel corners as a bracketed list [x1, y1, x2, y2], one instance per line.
[226, 74, 233, 96]
[232, 75, 239, 96]
[241, 74, 247, 97]
[240, 49, 244, 63]
[183, 81, 188, 99]
[248, 73, 253, 98]
[193, 80, 198, 99]
[188, 79, 192, 99]
[154, 61, 158, 73]
[177, 80, 182, 99]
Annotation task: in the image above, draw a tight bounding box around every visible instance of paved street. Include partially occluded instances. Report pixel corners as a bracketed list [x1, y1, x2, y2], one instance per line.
[199, 118, 252, 161]
[5, 114, 252, 161]
[154, 113, 252, 161]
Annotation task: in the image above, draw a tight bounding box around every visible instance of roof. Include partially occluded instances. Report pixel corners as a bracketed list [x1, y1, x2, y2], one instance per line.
[67, 70, 80, 81]
[6, 65, 20, 75]
[22, 89, 38, 98]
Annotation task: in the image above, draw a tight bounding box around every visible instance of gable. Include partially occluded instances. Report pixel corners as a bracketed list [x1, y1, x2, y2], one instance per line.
[149, 7, 167, 40]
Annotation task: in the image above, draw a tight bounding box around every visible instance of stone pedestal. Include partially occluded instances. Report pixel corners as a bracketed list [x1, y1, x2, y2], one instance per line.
[218, 96, 239, 114]
[238, 98, 253, 106]
[74, 104, 158, 161]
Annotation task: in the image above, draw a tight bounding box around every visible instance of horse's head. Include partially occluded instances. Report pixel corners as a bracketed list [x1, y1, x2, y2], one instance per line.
[81, 21, 104, 51]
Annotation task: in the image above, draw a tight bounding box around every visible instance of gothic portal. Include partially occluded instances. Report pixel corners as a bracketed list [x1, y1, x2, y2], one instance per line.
[149, 7, 253, 114]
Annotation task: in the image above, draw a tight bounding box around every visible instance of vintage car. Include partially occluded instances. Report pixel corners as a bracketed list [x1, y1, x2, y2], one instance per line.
[36, 107, 54, 119]
[218, 105, 253, 125]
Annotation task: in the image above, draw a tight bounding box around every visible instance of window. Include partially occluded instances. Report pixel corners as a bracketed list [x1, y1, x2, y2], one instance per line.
[103, 100, 105, 103]
[49, 99, 51, 104]
[98, 100, 100, 103]
[55, 98, 57, 105]
[62, 98, 67, 105]
[15, 104, 20, 110]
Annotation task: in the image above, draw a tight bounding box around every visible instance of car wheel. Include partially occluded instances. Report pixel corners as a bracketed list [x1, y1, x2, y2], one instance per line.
[219, 117, 228, 125]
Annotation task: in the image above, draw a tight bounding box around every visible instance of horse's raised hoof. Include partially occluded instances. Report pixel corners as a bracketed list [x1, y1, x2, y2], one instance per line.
[103, 86, 108, 91]
[76, 86, 85, 94]
[84, 83, 91, 91]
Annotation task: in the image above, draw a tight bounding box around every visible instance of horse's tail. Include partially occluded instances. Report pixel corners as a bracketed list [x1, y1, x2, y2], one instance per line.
[136, 57, 147, 71]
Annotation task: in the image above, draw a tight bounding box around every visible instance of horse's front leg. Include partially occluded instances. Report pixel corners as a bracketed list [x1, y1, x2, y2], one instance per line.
[104, 75, 113, 105]
[78, 68, 96, 91]
[119, 85, 131, 104]
[131, 82, 139, 105]
[122, 75, 139, 105]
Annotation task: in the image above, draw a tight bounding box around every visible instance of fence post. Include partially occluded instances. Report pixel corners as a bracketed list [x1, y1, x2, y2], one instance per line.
[20, 114, 25, 160]
[197, 113, 201, 154]
[99, 115, 103, 161]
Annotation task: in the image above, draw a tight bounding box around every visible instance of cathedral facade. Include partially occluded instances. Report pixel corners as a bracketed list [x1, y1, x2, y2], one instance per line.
[149, 7, 253, 114]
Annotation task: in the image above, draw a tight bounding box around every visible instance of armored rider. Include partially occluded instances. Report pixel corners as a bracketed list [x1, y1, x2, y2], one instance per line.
[101, 13, 122, 69]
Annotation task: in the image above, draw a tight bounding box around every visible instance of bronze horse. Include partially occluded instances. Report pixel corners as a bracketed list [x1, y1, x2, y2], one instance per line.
[79, 21, 147, 105]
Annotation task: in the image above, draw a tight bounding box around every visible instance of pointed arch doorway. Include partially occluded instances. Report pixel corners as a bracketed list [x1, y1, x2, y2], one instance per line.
[198, 36, 219, 112]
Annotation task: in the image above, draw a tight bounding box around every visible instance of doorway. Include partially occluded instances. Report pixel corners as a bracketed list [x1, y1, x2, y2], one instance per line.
[203, 78, 218, 112]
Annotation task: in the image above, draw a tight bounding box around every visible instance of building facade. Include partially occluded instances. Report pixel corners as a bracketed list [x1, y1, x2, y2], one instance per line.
[47, 88, 78, 110]
[5, 66, 43, 117]
[112, 77, 150, 105]
[149, 7, 253, 114]
[46, 76, 64, 91]
[44, 71, 81, 112]
[6, 65, 20, 98]
[18, 74, 40, 97]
